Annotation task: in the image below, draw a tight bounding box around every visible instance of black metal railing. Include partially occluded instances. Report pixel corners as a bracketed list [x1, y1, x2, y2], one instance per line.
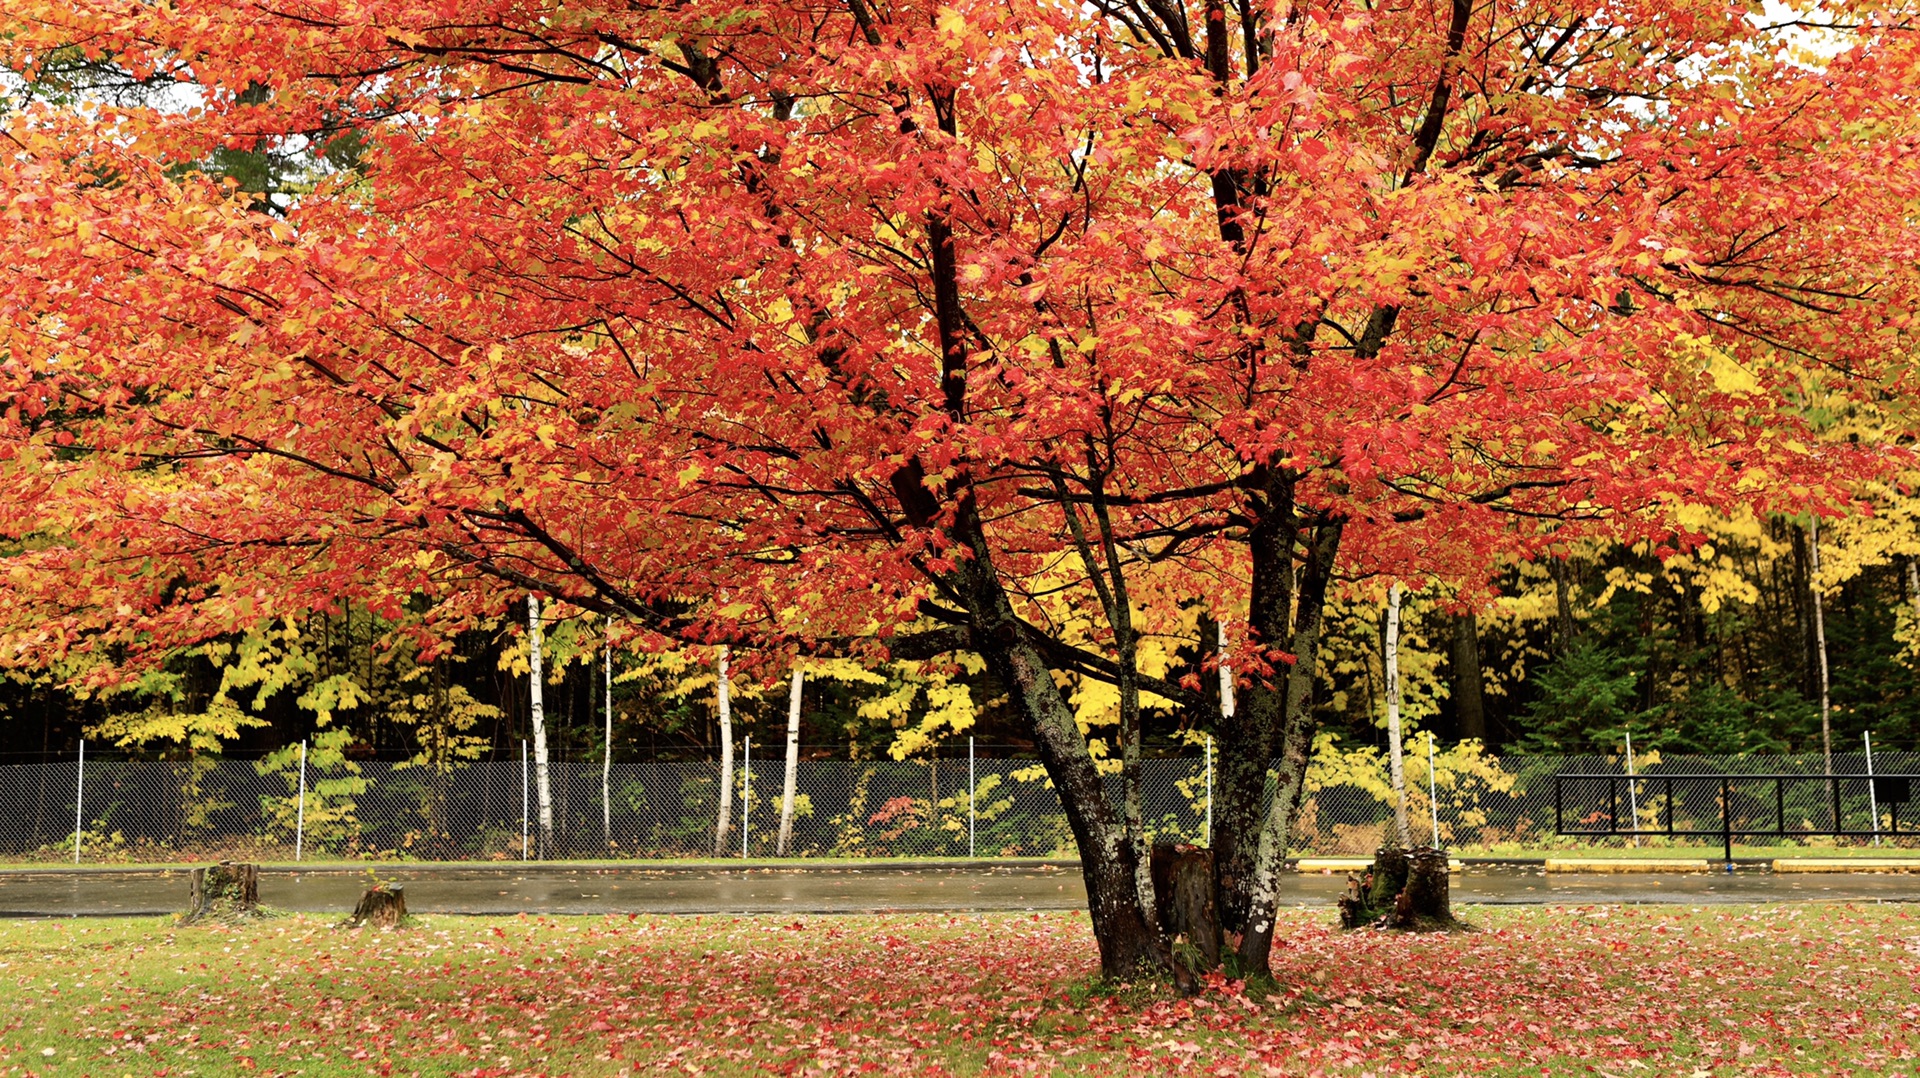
[1554, 772, 1917, 864]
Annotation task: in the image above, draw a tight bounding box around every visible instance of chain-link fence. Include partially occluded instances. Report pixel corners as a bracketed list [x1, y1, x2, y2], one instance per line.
[2, 751, 1914, 863]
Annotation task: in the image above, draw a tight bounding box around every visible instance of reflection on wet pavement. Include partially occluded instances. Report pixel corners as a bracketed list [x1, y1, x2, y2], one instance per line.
[0, 864, 1914, 917]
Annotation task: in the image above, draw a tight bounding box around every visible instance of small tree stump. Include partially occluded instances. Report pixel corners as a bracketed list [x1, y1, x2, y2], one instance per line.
[181, 862, 260, 924]
[346, 886, 407, 928]
[1395, 847, 1454, 927]
[1366, 846, 1410, 911]
[1337, 846, 1465, 933]
[1151, 842, 1221, 992]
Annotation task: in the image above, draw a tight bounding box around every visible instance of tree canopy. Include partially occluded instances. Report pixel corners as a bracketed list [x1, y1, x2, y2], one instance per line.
[2, 0, 1918, 974]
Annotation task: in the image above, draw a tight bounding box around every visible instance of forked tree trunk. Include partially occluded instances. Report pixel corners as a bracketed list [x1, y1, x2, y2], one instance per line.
[1212, 471, 1299, 937]
[347, 885, 407, 927]
[950, 503, 1164, 979]
[1234, 522, 1344, 978]
[182, 862, 259, 923]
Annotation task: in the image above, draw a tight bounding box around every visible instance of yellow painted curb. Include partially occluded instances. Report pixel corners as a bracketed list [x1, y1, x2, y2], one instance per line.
[1295, 858, 1463, 873]
[1544, 858, 1710, 873]
[1772, 859, 1920, 873]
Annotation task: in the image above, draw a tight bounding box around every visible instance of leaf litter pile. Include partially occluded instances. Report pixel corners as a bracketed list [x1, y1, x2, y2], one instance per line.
[1, 905, 1915, 1076]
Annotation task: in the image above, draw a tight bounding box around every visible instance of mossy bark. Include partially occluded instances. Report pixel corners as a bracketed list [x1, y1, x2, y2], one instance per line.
[1151, 842, 1221, 994]
[181, 862, 260, 924]
[1338, 846, 1464, 932]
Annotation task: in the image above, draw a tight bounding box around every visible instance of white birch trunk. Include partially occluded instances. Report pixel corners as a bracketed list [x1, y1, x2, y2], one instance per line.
[713, 647, 734, 857]
[602, 642, 613, 850]
[1810, 518, 1833, 776]
[1385, 583, 1410, 848]
[1217, 619, 1234, 718]
[526, 595, 553, 857]
[1908, 559, 1920, 631]
[776, 666, 803, 855]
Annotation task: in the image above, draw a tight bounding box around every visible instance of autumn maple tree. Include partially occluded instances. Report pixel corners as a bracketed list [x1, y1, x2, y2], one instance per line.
[3, 0, 1918, 977]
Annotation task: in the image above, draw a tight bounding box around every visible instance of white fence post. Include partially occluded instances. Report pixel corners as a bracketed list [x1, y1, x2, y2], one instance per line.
[73, 739, 85, 865]
[1427, 737, 1441, 848]
[295, 739, 308, 862]
[741, 736, 751, 859]
[968, 736, 976, 859]
[521, 739, 530, 862]
[1865, 730, 1881, 847]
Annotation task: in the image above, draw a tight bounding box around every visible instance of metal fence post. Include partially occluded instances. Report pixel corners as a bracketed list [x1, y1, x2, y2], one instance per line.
[1865, 731, 1880, 847]
[742, 735, 751, 859]
[968, 736, 976, 859]
[1426, 737, 1441, 848]
[1720, 775, 1733, 869]
[1204, 734, 1214, 846]
[1624, 730, 1641, 849]
[73, 739, 85, 865]
[295, 739, 307, 862]
[521, 739, 530, 862]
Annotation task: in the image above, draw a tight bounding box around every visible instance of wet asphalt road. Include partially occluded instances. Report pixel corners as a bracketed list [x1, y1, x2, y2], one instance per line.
[0, 863, 1916, 917]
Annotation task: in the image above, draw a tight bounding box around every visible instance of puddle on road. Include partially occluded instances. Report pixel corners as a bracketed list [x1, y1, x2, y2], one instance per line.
[0, 864, 1912, 917]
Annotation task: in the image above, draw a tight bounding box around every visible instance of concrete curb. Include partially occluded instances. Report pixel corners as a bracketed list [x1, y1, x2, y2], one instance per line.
[1773, 859, 1920, 873]
[1545, 858, 1711, 873]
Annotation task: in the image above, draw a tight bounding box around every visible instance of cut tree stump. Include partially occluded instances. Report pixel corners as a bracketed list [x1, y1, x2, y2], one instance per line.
[181, 862, 260, 923]
[1338, 846, 1464, 932]
[346, 886, 407, 928]
[1151, 841, 1221, 993]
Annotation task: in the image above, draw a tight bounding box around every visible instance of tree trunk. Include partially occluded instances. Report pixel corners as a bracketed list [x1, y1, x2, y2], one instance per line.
[1906, 557, 1920, 628]
[603, 642, 613, 851]
[526, 595, 553, 857]
[1810, 518, 1836, 832]
[1212, 468, 1298, 936]
[347, 885, 407, 927]
[1384, 584, 1409, 847]
[1151, 842, 1221, 994]
[1810, 518, 1833, 776]
[776, 666, 803, 855]
[949, 501, 1164, 980]
[1217, 618, 1235, 720]
[1449, 611, 1487, 743]
[713, 647, 734, 857]
[1234, 521, 1344, 978]
[182, 862, 259, 923]
[1551, 559, 1576, 652]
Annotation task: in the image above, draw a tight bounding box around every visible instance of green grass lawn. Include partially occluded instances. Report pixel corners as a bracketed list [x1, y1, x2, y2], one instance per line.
[1, 904, 1916, 1076]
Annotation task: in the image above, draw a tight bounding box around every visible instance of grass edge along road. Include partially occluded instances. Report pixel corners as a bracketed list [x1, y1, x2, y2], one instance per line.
[3, 905, 1918, 1076]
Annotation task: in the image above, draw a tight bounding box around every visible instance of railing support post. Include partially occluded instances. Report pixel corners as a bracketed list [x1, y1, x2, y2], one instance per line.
[968, 736, 976, 859]
[295, 739, 307, 862]
[1426, 737, 1441, 848]
[1721, 776, 1733, 871]
[73, 739, 85, 865]
[1865, 731, 1881, 847]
